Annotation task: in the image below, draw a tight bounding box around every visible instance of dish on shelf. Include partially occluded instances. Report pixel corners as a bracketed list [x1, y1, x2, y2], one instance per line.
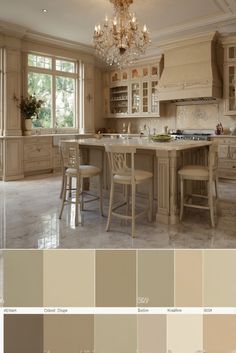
[151, 134, 172, 142]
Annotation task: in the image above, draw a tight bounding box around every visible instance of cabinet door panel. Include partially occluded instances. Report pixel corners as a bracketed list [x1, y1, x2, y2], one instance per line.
[230, 145, 236, 159]
[218, 145, 229, 158]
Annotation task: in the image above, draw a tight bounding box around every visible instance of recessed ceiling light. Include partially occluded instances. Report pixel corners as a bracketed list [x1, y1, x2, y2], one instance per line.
[41, 9, 48, 14]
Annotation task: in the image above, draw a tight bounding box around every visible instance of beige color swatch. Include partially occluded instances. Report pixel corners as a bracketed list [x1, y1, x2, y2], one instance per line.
[4, 250, 43, 307]
[204, 315, 236, 352]
[204, 250, 236, 307]
[44, 315, 94, 353]
[4, 315, 43, 353]
[94, 315, 137, 353]
[96, 250, 136, 307]
[138, 250, 174, 307]
[175, 250, 203, 307]
[44, 250, 95, 307]
[138, 315, 166, 353]
[167, 315, 203, 353]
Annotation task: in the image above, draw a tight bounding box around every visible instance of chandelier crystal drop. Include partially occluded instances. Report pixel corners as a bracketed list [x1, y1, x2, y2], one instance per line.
[93, 0, 151, 68]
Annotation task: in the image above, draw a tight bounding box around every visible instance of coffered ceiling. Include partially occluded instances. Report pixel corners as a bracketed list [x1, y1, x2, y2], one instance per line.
[0, 0, 236, 47]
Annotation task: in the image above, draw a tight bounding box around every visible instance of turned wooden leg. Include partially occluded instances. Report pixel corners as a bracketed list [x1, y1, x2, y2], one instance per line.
[59, 174, 67, 219]
[208, 181, 215, 227]
[131, 183, 136, 238]
[106, 180, 114, 232]
[180, 177, 184, 221]
[99, 174, 104, 217]
[60, 168, 65, 199]
[75, 175, 81, 227]
[148, 179, 153, 222]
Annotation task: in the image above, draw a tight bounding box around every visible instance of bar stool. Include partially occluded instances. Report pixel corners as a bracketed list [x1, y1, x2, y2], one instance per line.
[105, 144, 153, 237]
[178, 144, 218, 227]
[59, 141, 103, 226]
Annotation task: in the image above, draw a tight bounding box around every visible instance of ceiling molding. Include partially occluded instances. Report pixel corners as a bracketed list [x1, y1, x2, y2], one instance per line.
[212, 0, 234, 13]
[151, 12, 236, 44]
[0, 19, 28, 38]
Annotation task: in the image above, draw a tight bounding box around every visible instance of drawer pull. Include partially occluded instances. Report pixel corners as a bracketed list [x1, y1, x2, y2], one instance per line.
[233, 166, 236, 169]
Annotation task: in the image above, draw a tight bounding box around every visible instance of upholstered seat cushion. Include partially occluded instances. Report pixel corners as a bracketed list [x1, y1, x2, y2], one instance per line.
[178, 165, 209, 179]
[66, 164, 101, 177]
[114, 169, 153, 184]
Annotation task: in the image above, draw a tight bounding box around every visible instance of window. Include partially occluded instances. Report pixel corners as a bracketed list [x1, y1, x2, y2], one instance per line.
[27, 53, 78, 129]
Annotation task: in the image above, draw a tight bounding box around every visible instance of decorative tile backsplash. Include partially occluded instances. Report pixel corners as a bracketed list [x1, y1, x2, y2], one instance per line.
[107, 102, 236, 134]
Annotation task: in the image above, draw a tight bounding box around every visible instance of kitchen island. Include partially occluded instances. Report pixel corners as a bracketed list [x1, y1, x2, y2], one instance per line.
[78, 137, 212, 225]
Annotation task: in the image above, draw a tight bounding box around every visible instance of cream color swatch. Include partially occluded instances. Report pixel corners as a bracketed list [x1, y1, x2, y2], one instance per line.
[138, 250, 174, 307]
[94, 315, 137, 353]
[96, 250, 136, 307]
[44, 315, 94, 353]
[4, 315, 43, 353]
[138, 315, 166, 353]
[204, 250, 236, 307]
[204, 315, 236, 352]
[175, 250, 203, 307]
[167, 315, 203, 353]
[4, 250, 43, 307]
[43, 250, 95, 307]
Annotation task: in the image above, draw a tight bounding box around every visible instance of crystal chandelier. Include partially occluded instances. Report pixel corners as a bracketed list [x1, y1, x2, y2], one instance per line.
[93, 0, 151, 68]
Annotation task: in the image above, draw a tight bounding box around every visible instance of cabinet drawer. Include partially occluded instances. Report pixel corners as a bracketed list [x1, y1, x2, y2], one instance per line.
[218, 168, 236, 179]
[24, 137, 52, 145]
[24, 160, 52, 172]
[218, 160, 236, 169]
[24, 144, 52, 162]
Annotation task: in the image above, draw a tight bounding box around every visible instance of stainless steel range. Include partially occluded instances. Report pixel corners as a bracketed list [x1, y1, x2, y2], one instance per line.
[170, 129, 214, 141]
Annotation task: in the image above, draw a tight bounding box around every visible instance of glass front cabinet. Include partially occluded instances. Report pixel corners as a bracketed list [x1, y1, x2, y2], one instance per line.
[223, 37, 236, 115]
[103, 57, 163, 118]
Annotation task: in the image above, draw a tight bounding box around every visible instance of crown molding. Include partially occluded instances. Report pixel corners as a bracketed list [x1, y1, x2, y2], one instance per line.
[0, 19, 28, 38]
[151, 12, 236, 45]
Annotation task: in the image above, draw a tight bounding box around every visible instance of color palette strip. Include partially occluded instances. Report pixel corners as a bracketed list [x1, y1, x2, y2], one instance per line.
[4, 314, 236, 353]
[2, 249, 236, 308]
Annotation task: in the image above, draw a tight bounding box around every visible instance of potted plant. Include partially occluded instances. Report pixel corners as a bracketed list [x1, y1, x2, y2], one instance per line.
[15, 94, 44, 135]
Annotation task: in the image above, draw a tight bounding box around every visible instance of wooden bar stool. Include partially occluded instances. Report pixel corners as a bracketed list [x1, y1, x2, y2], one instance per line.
[105, 144, 153, 237]
[59, 141, 103, 226]
[178, 144, 218, 227]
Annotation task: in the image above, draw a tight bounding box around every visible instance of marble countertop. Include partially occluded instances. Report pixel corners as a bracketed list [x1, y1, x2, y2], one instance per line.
[211, 135, 236, 138]
[78, 137, 212, 151]
[0, 133, 92, 139]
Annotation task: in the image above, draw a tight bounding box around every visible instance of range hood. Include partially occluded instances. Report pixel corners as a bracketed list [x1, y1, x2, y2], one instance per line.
[158, 32, 222, 104]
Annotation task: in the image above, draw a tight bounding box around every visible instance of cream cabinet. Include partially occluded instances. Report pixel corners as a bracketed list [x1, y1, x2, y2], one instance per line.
[103, 58, 163, 118]
[222, 37, 236, 115]
[212, 137, 236, 179]
[23, 137, 52, 175]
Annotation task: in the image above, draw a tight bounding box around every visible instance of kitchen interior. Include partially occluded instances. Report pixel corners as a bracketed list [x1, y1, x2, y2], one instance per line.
[0, 0, 236, 249]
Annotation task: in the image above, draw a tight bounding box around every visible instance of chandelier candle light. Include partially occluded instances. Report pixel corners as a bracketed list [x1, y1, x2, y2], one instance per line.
[93, 0, 151, 67]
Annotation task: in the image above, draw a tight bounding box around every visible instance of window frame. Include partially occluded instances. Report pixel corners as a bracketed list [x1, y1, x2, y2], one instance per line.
[26, 52, 81, 131]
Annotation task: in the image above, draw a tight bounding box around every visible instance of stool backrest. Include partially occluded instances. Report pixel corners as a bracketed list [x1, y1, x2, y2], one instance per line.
[105, 144, 137, 178]
[60, 140, 80, 169]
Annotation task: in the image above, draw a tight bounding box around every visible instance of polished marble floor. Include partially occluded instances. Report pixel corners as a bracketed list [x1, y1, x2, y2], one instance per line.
[0, 175, 236, 249]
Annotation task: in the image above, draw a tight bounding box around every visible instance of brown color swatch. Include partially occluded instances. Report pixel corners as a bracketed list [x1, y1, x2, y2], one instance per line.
[204, 315, 236, 352]
[4, 315, 43, 353]
[175, 250, 203, 307]
[138, 250, 174, 307]
[94, 315, 137, 353]
[167, 315, 203, 353]
[44, 250, 95, 307]
[138, 315, 166, 353]
[204, 250, 236, 307]
[44, 315, 94, 353]
[4, 250, 43, 307]
[96, 250, 136, 307]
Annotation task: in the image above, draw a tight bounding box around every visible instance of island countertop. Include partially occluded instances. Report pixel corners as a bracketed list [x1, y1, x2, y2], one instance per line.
[77, 137, 212, 151]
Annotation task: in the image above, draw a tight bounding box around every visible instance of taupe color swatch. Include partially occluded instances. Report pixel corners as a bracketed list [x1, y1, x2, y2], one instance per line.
[175, 250, 203, 307]
[138, 250, 174, 307]
[94, 315, 137, 353]
[204, 250, 236, 307]
[4, 250, 43, 307]
[96, 250, 136, 307]
[44, 250, 95, 307]
[204, 315, 236, 352]
[138, 315, 166, 353]
[4, 315, 43, 353]
[44, 315, 94, 353]
[167, 315, 203, 353]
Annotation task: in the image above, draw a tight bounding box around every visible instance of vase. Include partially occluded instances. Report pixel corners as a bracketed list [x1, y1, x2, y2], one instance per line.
[24, 119, 32, 136]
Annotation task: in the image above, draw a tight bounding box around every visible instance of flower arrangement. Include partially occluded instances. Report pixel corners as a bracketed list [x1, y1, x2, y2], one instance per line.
[15, 94, 44, 119]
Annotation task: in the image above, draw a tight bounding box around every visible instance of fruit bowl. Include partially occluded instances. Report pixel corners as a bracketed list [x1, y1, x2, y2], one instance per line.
[151, 134, 172, 142]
